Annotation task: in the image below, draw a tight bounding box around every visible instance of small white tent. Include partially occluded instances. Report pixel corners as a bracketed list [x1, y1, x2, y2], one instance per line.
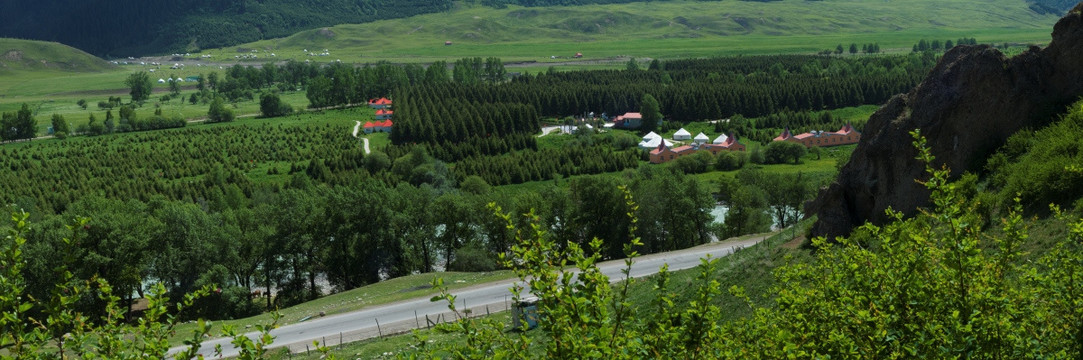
[673, 128, 692, 141]
[694, 132, 710, 145]
[157, 78, 166, 83]
[639, 137, 674, 150]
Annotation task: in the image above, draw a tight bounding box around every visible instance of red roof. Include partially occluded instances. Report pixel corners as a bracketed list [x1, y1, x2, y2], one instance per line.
[773, 127, 792, 141]
[720, 135, 738, 147]
[369, 97, 392, 105]
[362, 122, 377, 128]
[380, 120, 393, 127]
[376, 109, 394, 115]
[671, 145, 695, 154]
[615, 112, 642, 122]
[650, 141, 670, 155]
[836, 123, 854, 134]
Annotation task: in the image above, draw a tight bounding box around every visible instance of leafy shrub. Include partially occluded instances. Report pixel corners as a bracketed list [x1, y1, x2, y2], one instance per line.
[207, 98, 235, 123]
[987, 100, 1083, 212]
[667, 150, 714, 174]
[448, 242, 498, 272]
[417, 132, 1083, 358]
[714, 150, 745, 171]
[763, 140, 807, 164]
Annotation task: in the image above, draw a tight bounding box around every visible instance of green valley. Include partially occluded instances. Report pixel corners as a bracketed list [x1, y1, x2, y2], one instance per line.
[3, 0, 1083, 358]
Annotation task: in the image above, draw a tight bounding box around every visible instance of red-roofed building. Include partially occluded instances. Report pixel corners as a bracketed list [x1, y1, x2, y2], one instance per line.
[377, 120, 393, 133]
[773, 124, 860, 148]
[375, 109, 394, 120]
[362, 121, 378, 134]
[704, 134, 746, 154]
[368, 97, 392, 109]
[614, 112, 642, 129]
[649, 134, 745, 164]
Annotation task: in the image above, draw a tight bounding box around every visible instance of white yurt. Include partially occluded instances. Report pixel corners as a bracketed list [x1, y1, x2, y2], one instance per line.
[694, 132, 710, 145]
[673, 128, 692, 141]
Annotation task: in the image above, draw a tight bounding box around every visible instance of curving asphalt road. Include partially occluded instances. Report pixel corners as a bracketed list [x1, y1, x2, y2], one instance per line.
[170, 234, 772, 358]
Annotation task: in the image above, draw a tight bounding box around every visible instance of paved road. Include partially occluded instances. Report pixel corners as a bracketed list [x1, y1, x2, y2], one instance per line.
[171, 234, 771, 358]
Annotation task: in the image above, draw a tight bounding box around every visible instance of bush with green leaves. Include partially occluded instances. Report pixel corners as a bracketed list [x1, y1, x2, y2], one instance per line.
[416, 131, 1083, 358]
[987, 99, 1083, 212]
[207, 97, 235, 123]
[0, 211, 283, 359]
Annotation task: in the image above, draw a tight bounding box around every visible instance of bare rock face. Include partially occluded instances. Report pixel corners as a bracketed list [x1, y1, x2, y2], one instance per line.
[808, 3, 1083, 239]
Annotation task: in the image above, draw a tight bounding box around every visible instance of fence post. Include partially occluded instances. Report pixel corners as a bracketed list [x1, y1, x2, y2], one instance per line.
[376, 318, 383, 338]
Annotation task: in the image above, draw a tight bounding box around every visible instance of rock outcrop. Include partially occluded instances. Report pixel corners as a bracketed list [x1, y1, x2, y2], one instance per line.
[808, 3, 1083, 239]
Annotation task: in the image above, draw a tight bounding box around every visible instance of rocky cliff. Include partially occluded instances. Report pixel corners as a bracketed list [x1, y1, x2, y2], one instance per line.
[808, 2, 1083, 239]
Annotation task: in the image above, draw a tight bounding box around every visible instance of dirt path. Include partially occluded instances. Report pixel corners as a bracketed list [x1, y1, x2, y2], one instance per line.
[351, 121, 371, 154]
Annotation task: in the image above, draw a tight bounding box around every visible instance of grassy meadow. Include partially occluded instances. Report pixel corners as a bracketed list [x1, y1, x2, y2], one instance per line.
[200, 0, 1059, 63]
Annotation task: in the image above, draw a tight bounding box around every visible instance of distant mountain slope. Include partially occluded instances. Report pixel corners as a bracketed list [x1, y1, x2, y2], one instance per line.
[0, 0, 1074, 58]
[0, 38, 113, 73]
[0, 0, 454, 57]
[216, 0, 1060, 63]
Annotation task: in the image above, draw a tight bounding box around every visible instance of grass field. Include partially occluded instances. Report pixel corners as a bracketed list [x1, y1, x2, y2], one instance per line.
[200, 0, 1058, 64]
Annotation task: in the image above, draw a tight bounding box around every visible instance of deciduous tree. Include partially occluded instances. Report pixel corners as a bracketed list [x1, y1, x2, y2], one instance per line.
[125, 71, 153, 103]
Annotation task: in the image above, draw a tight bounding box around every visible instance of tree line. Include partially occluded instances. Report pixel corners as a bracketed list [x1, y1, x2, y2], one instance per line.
[11, 163, 730, 321]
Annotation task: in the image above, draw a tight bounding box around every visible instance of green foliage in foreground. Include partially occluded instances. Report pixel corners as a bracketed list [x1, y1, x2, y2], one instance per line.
[3, 133, 1082, 358]
[0, 212, 280, 359]
[415, 132, 1083, 358]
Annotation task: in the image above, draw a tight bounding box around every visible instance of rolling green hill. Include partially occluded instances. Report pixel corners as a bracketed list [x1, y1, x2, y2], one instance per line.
[205, 0, 1063, 63]
[0, 38, 113, 73]
[0, 0, 455, 57]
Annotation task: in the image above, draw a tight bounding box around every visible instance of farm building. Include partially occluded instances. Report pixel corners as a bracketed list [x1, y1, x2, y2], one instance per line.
[773, 124, 860, 147]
